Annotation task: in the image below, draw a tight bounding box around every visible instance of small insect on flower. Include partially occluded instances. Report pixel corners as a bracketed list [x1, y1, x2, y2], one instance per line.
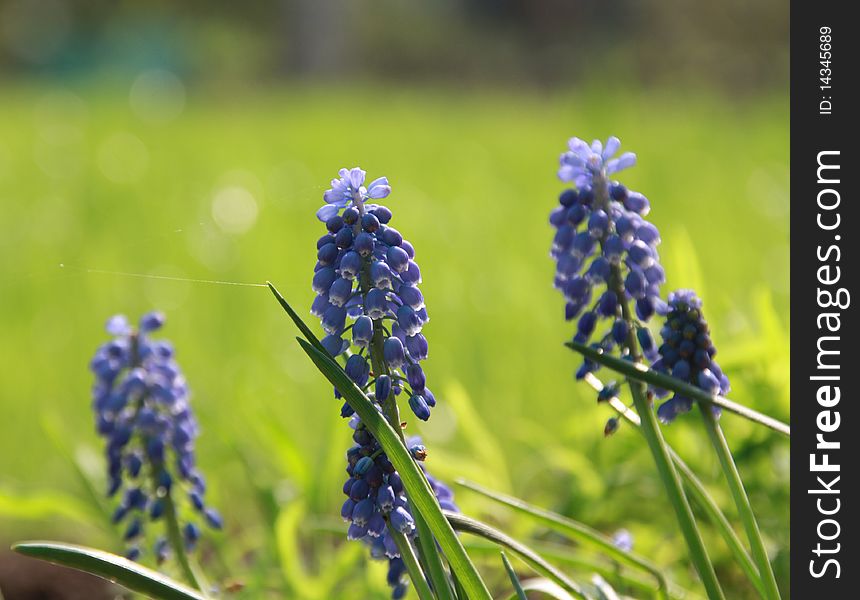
[549, 136, 667, 386]
[651, 290, 731, 424]
[90, 312, 221, 559]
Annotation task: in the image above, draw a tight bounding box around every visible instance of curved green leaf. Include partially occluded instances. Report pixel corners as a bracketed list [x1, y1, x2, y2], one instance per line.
[566, 340, 789, 436]
[457, 479, 669, 599]
[12, 541, 204, 600]
[444, 512, 589, 600]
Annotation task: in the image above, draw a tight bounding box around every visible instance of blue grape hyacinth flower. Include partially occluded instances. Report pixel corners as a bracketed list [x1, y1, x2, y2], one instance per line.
[342, 417, 458, 599]
[651, 290, 731, 424]
[90, 312, 221, 560]
[549, 136, 667, 380]
[312, 167, 436, 423]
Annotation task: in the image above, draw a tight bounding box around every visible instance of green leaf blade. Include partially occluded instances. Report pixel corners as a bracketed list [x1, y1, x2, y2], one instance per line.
[566, 340, 790, 436]
[13, 541, 205, 600]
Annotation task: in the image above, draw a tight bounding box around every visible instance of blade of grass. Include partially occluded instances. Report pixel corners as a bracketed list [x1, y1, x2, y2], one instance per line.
[444, 511, 589, 600]
[457, 479, 669, 600]
[566, 340, 789, 436]
[12, 541, 205, 600]
[584, 373, 766, 597]
[296, 337, 492, 600]
[699, 406, 781, 600]
[501, 552, 529, 600]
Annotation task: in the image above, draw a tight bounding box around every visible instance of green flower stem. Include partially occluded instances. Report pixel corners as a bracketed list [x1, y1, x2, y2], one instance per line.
[163, 493, 209, 597]
[369, 312, 455, 600]
[584, 373, 765, 598]
[699, 406, 781, 600]
[390, 528, 437, 600]
[457, 479, 669, 600]
[621, 377, 723, 599]
[566, 341, 790, 436]
[597, 207, 723, 599]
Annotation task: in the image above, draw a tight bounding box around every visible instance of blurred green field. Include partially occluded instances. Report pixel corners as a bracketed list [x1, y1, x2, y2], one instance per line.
[0, 83, 789, 598]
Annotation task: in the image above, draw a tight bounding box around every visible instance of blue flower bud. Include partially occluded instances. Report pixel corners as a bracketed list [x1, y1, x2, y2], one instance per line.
[624, 191, 650, 215]
[624, 269, 646, 298]
[204, 508, 223, 530]
[382, 227, 403, 247]
[322, 334, 348, 357]
[340, 251, 363, 279]
[351, 315, 373, 347]
[350, 478, 370, 501]
[604, 417, 620, 436]
[335, 227, 353, 249]
[354, 232, 375, 257]
[383, 336, 406, 369]
[125, 546, 141, 561]
[408, 394, 431, 421]
[365, 288, 389, 319]
[312, 267, 337, 294]
[326, 215, 345, 233]
[406, 364, 426, 391]
[672, 360, 691, 380]
[586, 256, 611, 283]
[352, 498, 375, 526]
[345, 355, 370, 387]
[376, 485, 396, 512]
[328, 277, 354, 307]
[354, 456, 374, 476]
[343, 206, 359, 224]
[396, 305, 422, 337]
[637, 327, 657, 360]
[348, 523, 368, 540]
[124, 518, 142, 540]
[361, 213, 380, 232]
[390, 507, 415, 534]
[139, 311, 165, 333]
[559, 189, 579, 206]
[405, 334, 428, 361]
[317, 242, 339, 266]
[572, 231, 596, 258]
[574, 311, 597, 343]
[597, 290, 618, 317]
[372, 206, 392, 223]
[367, 513, 387, 537]
[387, 246, 409, 272]
[370, 261, 394, 289]
[341, 498, 356, 521]
[375, 375, 392, 402]
[588, 209, 610, 237]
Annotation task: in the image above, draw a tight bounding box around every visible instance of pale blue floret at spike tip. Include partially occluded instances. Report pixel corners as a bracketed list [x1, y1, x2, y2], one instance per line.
[549, 136, 667, 388]
[89, 311, 222, 560]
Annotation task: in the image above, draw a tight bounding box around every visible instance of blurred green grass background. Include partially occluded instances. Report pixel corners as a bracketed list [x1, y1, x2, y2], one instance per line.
[0, 83, 788, 598]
